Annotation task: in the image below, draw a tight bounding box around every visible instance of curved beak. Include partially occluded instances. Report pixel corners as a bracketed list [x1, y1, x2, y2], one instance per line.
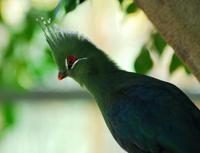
[58, 71, 68, 80]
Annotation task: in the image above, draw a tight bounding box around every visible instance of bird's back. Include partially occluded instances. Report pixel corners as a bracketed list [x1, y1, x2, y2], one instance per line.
[103, 71, 200, 153]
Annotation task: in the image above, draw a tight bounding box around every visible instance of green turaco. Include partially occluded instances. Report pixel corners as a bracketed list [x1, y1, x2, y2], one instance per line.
[39, 19, 200, 153]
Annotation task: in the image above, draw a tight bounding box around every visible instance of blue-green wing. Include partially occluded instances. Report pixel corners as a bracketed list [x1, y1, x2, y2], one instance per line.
[107, 80, 200, 153]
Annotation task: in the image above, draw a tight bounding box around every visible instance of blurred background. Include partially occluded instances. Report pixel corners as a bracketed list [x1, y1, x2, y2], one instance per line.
[0, 0, 200, 153]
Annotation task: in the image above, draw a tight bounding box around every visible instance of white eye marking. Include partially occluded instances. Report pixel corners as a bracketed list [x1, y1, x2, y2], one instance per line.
[71, 57, 88, 69]
[65, 58, 68, 68]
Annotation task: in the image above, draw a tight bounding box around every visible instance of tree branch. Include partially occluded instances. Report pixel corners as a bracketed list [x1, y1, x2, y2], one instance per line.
[135, 0, 200, 81]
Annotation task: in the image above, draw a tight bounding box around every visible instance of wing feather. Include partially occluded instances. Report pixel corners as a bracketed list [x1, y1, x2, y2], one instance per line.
[107, 79, 200, 153]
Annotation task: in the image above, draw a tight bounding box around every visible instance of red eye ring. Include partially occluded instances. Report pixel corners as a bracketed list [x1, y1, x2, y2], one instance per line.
[67, 55, 77, 63]
[67, 55, 78, 69]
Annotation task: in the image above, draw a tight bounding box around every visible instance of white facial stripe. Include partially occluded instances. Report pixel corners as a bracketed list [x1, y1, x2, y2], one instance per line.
[71, 57, 88, 69]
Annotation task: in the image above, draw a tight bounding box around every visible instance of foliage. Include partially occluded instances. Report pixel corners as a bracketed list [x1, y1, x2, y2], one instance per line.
[151, 32, 167, 56]
[65, 0, 86, 13]
[0, 1, 55, 136]
[126, 2, 138, 14]
[117, 0, 190, 75]
[170, 54, 191, 74]
[134, 47, 153, 74]
[2, 103, 16, 128]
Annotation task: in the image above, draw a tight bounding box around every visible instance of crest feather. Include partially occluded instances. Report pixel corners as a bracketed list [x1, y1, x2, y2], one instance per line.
[36, 17, 86, 52]
[37, 17, 93, 71]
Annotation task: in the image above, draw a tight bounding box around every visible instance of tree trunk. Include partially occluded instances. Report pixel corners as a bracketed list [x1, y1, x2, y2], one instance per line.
[134, 0, 200, 81]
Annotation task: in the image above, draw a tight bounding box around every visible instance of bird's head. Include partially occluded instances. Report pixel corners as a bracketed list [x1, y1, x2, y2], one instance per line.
[38, 18, 116, 83]
[46, 28, 94, 82]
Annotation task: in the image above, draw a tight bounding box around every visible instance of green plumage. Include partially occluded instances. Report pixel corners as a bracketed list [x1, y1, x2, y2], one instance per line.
[41, 20, 200, 153]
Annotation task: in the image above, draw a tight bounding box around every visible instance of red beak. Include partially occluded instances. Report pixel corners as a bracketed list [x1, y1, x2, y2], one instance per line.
[58, 71, 68, 80]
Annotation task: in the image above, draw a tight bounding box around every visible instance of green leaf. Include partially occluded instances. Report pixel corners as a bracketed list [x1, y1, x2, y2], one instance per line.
[65, 0, 86, 14]
[79, 0, 86, 4]
[169, 54, 191, 74]
[2, 103, 16, 128]
[152, 32, 167, 55]
[22, 13, 36, 41]
[4, 37, 16, 58]
[134, 47, 153, 74]
[126, 2, 138, 14]
[184, 66, 191, 74]
[45, 48, 55, 66]
[169, 54, 182, 74]
[65, 0, 77, 13]
[118, 0, 124, 4]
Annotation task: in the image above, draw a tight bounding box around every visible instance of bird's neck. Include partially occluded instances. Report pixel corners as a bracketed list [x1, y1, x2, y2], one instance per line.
[73, 51, 120, 104]
[83, 71, 119, 110]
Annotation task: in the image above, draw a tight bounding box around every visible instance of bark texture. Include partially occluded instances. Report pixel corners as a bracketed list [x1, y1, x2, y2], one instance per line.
[135, 0, 200, 81]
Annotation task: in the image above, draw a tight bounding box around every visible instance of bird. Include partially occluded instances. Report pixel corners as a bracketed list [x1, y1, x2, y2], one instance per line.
[38, 18, 200, 153]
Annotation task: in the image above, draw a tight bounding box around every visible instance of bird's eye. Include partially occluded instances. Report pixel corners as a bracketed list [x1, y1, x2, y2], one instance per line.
[67, 55, 78, 69]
